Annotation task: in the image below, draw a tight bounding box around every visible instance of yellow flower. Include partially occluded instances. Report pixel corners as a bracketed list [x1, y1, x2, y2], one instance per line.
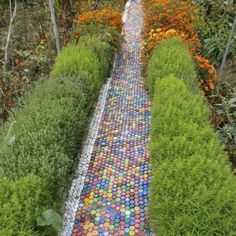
[166, 29, 177, 34]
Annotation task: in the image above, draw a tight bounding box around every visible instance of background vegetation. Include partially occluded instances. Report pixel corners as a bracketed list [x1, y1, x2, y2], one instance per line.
[193, 0, 236, 170]
[0, 0, 124, 123]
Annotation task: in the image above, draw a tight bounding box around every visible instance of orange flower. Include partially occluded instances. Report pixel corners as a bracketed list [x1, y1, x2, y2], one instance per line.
[77, 8, 122, 32]
[143, 0, 216, 92]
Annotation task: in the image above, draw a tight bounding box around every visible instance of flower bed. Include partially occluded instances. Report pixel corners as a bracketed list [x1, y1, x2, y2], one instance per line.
[73, 8, 122, 49]
[143, 0, 216, 93]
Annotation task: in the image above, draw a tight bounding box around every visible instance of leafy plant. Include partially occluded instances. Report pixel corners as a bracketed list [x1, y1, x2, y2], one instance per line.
[208, 81, 236, 170]
[37, 209, 63, 231]
[193, 0, 236, 65]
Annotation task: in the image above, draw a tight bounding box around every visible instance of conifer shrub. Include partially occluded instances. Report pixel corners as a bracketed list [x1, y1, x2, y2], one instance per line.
[51, 37, 114, 105]
[51, 44, 100, 103]
[0, 34, 115, 234]
[78, 35, 114, 80]
[150, 155, 236, 235]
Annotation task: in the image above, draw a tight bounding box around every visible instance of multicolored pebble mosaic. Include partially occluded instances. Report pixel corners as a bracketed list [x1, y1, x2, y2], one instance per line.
[71, 0, 152, 235]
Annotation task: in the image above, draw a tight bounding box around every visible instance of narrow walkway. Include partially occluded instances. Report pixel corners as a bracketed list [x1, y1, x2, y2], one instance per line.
[71, 0, 152, 235]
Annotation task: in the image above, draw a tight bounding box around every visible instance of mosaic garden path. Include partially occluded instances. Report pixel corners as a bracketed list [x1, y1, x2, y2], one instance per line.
[65, 0, 152, 235]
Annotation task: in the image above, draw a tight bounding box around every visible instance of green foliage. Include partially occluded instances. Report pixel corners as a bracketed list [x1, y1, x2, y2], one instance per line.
[75, 24, 122, 50]
[150, 76, 226, 166]
[149, 76, 236, 235]
[0, 31, 115, 235]
[0, 76, 87, 197]
[37, 209, 63, 231]
[150, 155, 236, 235]
[78, 35, 114, 80]
[51, 39, 112, 104]
[193, 0, 236, 65]
[0, 0, 56, 122]
[0, 175, 52, 235]
[147, 38, 198, 96]
[208, 81, 236, 168]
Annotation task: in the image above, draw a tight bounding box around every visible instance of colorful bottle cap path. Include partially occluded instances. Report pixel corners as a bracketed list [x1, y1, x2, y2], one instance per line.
[63, 0, 153, 235]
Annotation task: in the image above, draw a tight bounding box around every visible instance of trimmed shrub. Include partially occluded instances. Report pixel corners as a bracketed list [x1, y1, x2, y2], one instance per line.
[150, 76, 226, 166]
[150, 155, 236, 235]
[78, 35, 114, 80]
[0, 76, 87, 198]
[51, 37, 114, 105]
[147, 38, 198, 96]
[149, 76, 236, 235]
[0, 33, 115, 234]
[0, 175, 52, 235]
[51, 43, 101, 103]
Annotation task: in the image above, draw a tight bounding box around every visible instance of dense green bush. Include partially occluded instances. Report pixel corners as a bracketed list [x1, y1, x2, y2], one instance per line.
[0, 34, 115, 234]
[51, 36, 114, 105]
[150, 76, 226, 166]
[75, 25, 122, 50]
[149, 76, 236, 235]
[78, 35, 114, 79]
[51, 43, 101, 102]
[0, 175, 52, 235]
[0, 76, 87, 197]
[150, 155, 236, 235]
[147, 38, 198, 95]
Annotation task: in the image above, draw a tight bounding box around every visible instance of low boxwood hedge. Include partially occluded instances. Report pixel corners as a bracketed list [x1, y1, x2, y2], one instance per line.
[149, 76, 236, 235]
[0, 36, 115, 234]
[147, 38, 198, 96]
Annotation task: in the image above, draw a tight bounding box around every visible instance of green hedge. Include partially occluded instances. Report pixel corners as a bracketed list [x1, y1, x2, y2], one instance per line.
[150, 155, 236, 235]
[0, 76, 87, 234]
[78, 35, 114, 80]
[149, 76, 236, 235]
[0, 36, 115, 234]
[150, 75, 226, 166]
[0, 76, 87, 193]
[0, 175, 51, 236]
[147, 38, 198, 96]
[51, 36, 114, 105]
